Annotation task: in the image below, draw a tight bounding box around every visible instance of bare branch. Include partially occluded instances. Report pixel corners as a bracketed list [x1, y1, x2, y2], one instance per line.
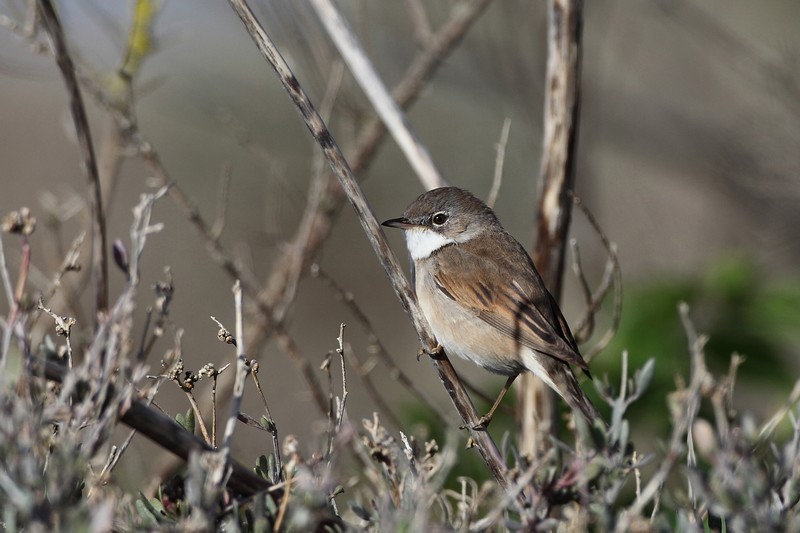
[487, 118, 511, 209]
[258, 0, 493, 317]
[532, 0, 584, 294]
[37, 297, 75, 367]
[334, 323, 348, 435]
[38, 0, 108, 318]
[403, 0, 433, 47]
[571, 193, 622, 361]
[270, 60, 345, 325]
[569, 239, 595, 342]
[311, 264, 447, 424]
[226, 0, 510, 490]
[0, 234, 13, 310]
[236, 0, 494, 419]
[1, 209, 35, 364]
[221, 280, 247, 454]
[210, 163, 232, 241]
[520, 0, 584, 457]
[250, 361, 282, 480]
[184, 390, 212, 445]
[309, 0, 447, 190]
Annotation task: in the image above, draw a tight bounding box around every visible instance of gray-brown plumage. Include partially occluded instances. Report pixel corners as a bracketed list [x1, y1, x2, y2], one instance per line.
[383, 187, 601, 425]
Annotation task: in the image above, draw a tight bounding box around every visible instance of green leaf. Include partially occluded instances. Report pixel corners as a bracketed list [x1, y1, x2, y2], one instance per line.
[175, 409, 195, 433]
[136, 492, 164, 526]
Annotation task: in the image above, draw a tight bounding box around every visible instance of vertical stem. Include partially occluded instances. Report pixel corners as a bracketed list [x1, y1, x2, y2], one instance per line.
[38, 0, 108, 320]
[519, 0, 584, 457]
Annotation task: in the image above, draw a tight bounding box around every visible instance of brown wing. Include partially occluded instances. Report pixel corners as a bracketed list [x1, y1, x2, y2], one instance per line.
[432, 235, 590, 373]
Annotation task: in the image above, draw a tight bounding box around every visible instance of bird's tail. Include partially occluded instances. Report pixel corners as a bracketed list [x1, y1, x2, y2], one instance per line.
[522, 352, 606, 429]
[562, 370, 604, 427]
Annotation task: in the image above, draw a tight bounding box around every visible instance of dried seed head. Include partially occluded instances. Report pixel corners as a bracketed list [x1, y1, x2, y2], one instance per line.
[198, 363, 217, 378]
[2, 207, 36, 235]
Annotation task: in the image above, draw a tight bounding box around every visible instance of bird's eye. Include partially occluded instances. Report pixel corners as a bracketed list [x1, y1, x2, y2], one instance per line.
[432, 212, 448, 226]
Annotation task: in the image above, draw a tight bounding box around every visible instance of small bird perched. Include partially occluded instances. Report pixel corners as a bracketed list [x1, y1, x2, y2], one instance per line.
[382, 187, 602, 428]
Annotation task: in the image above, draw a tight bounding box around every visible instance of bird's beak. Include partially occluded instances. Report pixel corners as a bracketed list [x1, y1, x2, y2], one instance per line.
[381, 217, 414, 229]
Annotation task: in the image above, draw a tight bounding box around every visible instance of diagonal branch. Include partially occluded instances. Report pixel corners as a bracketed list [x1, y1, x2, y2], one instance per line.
[260, 0, 494, 310]
[226, 0, 510, 490]
[309, 0, 447, 190]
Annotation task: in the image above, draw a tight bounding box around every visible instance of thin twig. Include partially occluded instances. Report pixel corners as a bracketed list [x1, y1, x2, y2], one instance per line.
[569, 239, 595, 342]
[31, 358, 272, 497]
[570, 192, 623, 361]
[221, 280, 247, 455]
[322, 348, 335, 460]
[135, 307, 153, 364]
[345, 346, 403, 429]
[250, 363, 282, 480]
[1, 224, 33, 364]
[108, 364, 173, 476]
[13, 235, 31, 310]
[271, 60, 345, 324]
[37, 197, 89, 334]
[38, 0, 108, 318]
[90, 445, 118, 499]
[469, 452, 549, 530]
[37, 231, 85, 308]
[309, 0, 447, 190]
[37, 298, 75, 368]
[614, 303, 709, 531]
[184, 391, 212, 445]
[311, 264, 448, 424]
[0, 234, 14, 310]
[210, 163, 232, 241]
[334, 323, 348, 435]
[403, 0, 433, 47]
[487, 118, 511, 209]
[273, 460, 293, 532]
[756, 378, 800, 444]
[211, 370, 218, 448]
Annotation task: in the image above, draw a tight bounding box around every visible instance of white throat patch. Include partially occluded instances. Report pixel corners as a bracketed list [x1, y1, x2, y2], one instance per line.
[404, 228, 455, 260]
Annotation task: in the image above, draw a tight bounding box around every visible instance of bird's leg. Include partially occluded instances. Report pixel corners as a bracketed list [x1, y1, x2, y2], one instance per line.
[462, 375, 517, 430]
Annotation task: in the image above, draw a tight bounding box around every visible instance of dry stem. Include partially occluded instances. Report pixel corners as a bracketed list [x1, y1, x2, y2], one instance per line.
[38, 0, 108, 319]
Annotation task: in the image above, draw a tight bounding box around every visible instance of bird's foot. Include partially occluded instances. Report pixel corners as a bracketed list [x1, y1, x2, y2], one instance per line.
[460, 413, 493, 431]
[417, 343, 444, 361]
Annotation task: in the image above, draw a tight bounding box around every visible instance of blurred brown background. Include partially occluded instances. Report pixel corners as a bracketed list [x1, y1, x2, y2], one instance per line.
[1, 0, 798, 490]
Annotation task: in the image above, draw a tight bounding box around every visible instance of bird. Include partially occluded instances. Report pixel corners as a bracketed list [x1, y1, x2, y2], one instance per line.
[382, 186, 602, 428]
